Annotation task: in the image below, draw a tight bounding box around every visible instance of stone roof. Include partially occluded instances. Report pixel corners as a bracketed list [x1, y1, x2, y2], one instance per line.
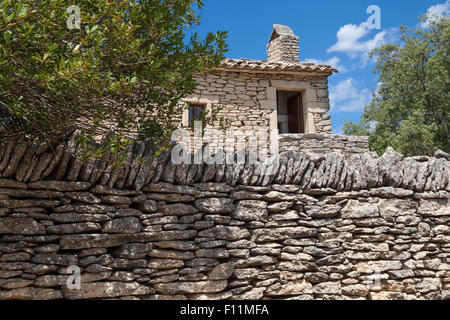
[217, 58, 338, 75]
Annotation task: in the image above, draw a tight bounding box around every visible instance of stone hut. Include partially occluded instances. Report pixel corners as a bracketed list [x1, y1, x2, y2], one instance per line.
[178, 24, 371, 157]
[183, 24, 336, 136]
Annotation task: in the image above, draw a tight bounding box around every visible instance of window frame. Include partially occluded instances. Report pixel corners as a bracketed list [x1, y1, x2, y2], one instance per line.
[187, 103, 206, 129]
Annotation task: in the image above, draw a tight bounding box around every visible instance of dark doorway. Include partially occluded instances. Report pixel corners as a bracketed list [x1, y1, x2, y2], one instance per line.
[277, 91, 305, 134]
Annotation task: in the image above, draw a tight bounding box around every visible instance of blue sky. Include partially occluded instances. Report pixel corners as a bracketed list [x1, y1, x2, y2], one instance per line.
[192, 0, 450, 134]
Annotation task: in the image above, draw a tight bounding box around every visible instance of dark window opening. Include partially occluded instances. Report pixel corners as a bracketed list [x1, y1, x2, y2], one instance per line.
[188, 104, 205, 128]
[277, 90, 305, 134]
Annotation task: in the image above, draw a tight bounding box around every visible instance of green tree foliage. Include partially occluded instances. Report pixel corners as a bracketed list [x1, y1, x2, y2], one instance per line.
[0, 0, 228, 152]
[343, 16, 449, 156]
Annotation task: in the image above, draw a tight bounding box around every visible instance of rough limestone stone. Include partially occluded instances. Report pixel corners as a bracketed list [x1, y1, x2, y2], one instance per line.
[136, 200, 157, 213]
[0, 252, 31, 262]
[305, 204, 341, 218]
[378, 198, 417, 217]
[267, 201, 294, 212]
[2, 144, 28, 178]
[0, 218, 46, 235]
[34, 272, 111, 287]
[198, 226, 250, 240]
[0, 278, 33, 289]
[100, 195, 132, 205]
[252, 227, 316, 242]
[47, 223, 101, 234]
[49, 213, 109, 223]
[147, 193, 195, 202]
[148, 258, 184, 269]
[369, 187, 414, 198]
[0, 287, 62, 300]
[60, 233, 155, 250]
[0, 178, 27, 189]
[102, 217, 142, 234]
[353, 261, 402, 273]
[208, 263, 235, 280]
[233, 200, 268, 221]
[153, 241, 199, 251]
[0, 189, 63, 199]
[341, 284, 369, 297]
[194, 183, 233, 193]
[194, 198, 234, 214]
[114, 243, 153, 259]
[148, 249, 194, 260]
[418, 199, 449, 216]
[28, 181, 91, 191]
[0, 199, 60, 209]
[341, 200, 379, 218]
[63, 282, 153, 299]
[31, 253, 77, 266]
[313, 281, 342, 295]
[90, 185, 141, 196]
[195, 248, 229, 259]
[369, 291, 406, 300]
[266, 280, 313, 296]
[144, 183, 198, 195]
[154, 280, 227, 295]
[74, 204, 114, 214]
[188, 291, 233, 300]
[160, 203, 198, 216]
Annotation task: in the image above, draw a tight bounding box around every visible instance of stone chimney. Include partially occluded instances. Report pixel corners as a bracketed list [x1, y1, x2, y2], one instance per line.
[266, 24, 299, 64]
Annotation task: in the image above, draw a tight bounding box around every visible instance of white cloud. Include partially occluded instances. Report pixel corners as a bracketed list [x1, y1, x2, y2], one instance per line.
[330, 78, 372, 112]
[420, 0, 450, 28]
[327, 22, 391, 66]
[304, 56, 346, 72]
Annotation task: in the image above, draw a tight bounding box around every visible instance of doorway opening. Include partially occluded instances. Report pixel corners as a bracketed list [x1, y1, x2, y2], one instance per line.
[277, 90, 305, 134]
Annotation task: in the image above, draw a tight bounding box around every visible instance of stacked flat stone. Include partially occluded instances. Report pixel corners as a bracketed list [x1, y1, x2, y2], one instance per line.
[0, 139, 449, 300]
[0, 138, 448, 191]
[279, 134, 370, 156]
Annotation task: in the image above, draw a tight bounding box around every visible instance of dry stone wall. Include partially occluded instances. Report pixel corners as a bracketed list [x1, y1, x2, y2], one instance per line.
[0, 139, 449, 300]
[279, 134, 370, 156]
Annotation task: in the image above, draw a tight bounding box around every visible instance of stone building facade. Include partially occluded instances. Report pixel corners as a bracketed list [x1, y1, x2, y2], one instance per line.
[181, 25, 337, 142]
